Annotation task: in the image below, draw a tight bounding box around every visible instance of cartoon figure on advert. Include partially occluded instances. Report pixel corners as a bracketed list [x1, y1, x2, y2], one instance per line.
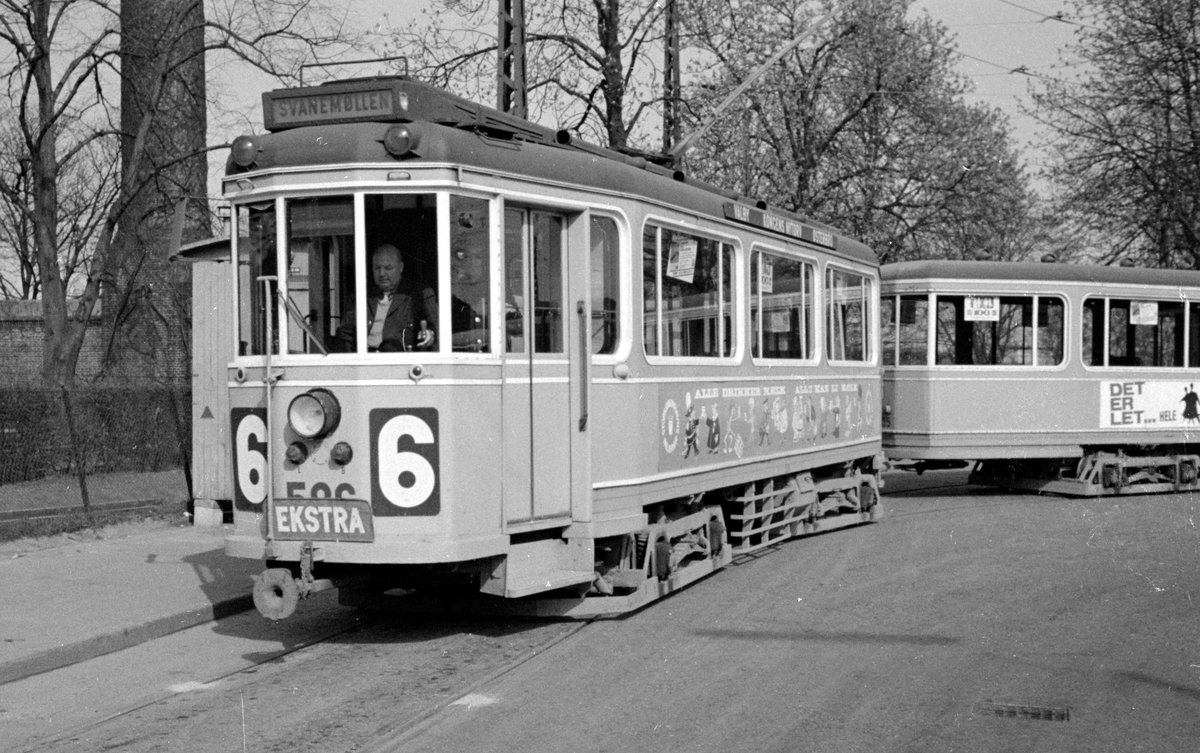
[1183, 384, 1200, 424]
[683, 401, 701, 458]
[757, 398, 772, 446]
[706, 404, 721, 453]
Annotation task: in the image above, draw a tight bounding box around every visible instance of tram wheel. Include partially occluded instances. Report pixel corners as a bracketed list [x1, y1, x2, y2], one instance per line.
[654, 539, 672, 581]
[1101, 465, 1125, 489]
[708, 515, 726, 556]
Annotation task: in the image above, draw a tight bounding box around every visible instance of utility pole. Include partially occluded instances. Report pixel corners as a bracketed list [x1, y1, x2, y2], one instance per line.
[497, 0, 527, 117]
[663, 0, 681, 156]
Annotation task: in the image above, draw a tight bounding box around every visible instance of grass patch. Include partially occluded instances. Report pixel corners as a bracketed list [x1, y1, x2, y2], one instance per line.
[0, 498, 188, 543]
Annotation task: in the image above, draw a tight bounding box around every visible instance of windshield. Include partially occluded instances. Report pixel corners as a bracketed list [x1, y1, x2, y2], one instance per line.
[235, 192, 492, 356]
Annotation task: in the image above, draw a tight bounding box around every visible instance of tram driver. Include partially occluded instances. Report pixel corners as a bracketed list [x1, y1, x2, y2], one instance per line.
[332, 244, 438, 352]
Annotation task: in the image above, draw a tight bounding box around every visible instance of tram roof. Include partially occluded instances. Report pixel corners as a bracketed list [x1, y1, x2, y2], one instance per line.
[882, 259, 1200, 288]
[229, 77, 877, 266]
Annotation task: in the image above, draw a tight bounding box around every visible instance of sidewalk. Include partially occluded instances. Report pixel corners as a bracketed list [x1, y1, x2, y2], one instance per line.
[0, 471, 262, 685]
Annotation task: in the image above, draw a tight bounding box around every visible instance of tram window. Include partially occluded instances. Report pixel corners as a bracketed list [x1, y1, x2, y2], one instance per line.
[591, 216, 620, 355]
[285, 196, 354, 354]
[532, 213, 564, 353]
[1190, 303, 1200, 367]
[236, 202, 276, 356]
[1038, 298, 1065, 365]
[449, 195, 490, 352]
[1089, 297, 1184, 367]
[751, 250, 813, 360]
[327, 193, 439, 354]
[643, 224, 733, 358]
[1082, 298, 1105, 366]
[936, 295, 1061, 366]
[505, 210, 526, 353]
[642, 227, 658, 355]
[898, 295, 928, 365]
[826, 268, 871, 362]
[504, 208, 564, 354]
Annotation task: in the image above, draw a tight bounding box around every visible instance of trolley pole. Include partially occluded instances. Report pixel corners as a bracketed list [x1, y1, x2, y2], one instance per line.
[663, 0, 682, 158]
[497, 0, 527, 117]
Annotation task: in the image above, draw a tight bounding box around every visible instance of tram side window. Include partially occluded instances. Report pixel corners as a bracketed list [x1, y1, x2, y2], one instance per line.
[449, 195, 491, 352]
[936, 295, 1062, 366]
[591, 216, 620, 355]
[826, 267, 872, 362]
[643, 224, 733, 358]
[1083, 297, 1184, 367]
[236, 202, 276, 356]
[751, 250, 813, 360]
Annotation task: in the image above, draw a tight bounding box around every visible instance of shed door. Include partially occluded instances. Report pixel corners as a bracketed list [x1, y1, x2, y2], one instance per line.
[501, 208, 577, 526]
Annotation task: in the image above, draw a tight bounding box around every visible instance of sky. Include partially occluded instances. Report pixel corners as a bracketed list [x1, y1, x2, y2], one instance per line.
[915, 0, 1081, 158]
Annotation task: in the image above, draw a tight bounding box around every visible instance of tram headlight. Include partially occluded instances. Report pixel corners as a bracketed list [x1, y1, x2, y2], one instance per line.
[230, 135, 260, 168]
[383, 124, 420, 157]
[287, 388, 341, 439]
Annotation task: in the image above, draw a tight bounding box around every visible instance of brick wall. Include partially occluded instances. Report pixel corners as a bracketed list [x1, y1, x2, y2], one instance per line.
[0, 300, 107, 385]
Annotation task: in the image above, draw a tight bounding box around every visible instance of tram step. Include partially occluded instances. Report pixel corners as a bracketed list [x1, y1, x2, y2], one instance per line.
[480, 537, 594, 599]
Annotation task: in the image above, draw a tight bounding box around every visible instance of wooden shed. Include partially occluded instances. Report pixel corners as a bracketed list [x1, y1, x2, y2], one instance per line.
[174, 236, 233, 524]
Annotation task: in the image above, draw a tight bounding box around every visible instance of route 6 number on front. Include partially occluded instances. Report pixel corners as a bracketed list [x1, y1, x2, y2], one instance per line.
[231, 408, 267, 510]
[370, 408, 440, 516]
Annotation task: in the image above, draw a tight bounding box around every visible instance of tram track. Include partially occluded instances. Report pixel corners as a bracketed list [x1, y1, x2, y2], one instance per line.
[13, 603, 378, 753]
[354, 618, 594, 753]
[11, 597, 593, 753]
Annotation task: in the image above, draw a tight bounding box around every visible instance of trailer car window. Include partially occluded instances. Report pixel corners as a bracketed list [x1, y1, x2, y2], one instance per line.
[1084, 297, 1183, 367]
[936, 295, 1062, 366]
[1191, 303, 1200, 367]
[899, 295, 928, 365]
[881, 296, 896, 365]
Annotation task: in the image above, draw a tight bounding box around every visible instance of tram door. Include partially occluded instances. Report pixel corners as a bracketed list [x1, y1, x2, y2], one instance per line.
[501, 208, 578, 526]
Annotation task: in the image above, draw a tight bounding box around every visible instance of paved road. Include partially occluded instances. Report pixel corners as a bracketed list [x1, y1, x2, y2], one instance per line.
[389, 476, 1200, 753]
[8, 474, 1199, 753]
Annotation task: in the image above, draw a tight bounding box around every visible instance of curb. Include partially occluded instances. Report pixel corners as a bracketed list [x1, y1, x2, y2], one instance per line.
[0, 592, 255, 686]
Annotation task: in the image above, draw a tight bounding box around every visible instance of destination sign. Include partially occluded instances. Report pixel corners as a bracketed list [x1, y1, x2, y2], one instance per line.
[265, 86, 402, 130]
[723, 202, 835, 248]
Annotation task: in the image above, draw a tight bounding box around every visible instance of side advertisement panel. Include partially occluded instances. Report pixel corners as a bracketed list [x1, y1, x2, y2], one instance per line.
[658, 379, 877, 472]
[1101, 380, 1200, 430]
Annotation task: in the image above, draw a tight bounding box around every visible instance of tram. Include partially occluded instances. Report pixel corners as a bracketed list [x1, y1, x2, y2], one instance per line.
[206, 76, 883, 619]
[881, 260, 1200, 495]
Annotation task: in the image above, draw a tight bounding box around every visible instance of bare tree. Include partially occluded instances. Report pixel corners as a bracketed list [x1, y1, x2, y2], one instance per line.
[0, 116, 117, 300]
[0, 0, 360, 389]
[682, 0, 1036, 262]
[388, 0, 671, 150]
[1032, 0, 1200, 268]
[0, 0, 362, 508]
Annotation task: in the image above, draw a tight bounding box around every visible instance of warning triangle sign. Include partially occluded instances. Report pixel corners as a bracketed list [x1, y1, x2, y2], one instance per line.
[201, 406, 214, 419]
